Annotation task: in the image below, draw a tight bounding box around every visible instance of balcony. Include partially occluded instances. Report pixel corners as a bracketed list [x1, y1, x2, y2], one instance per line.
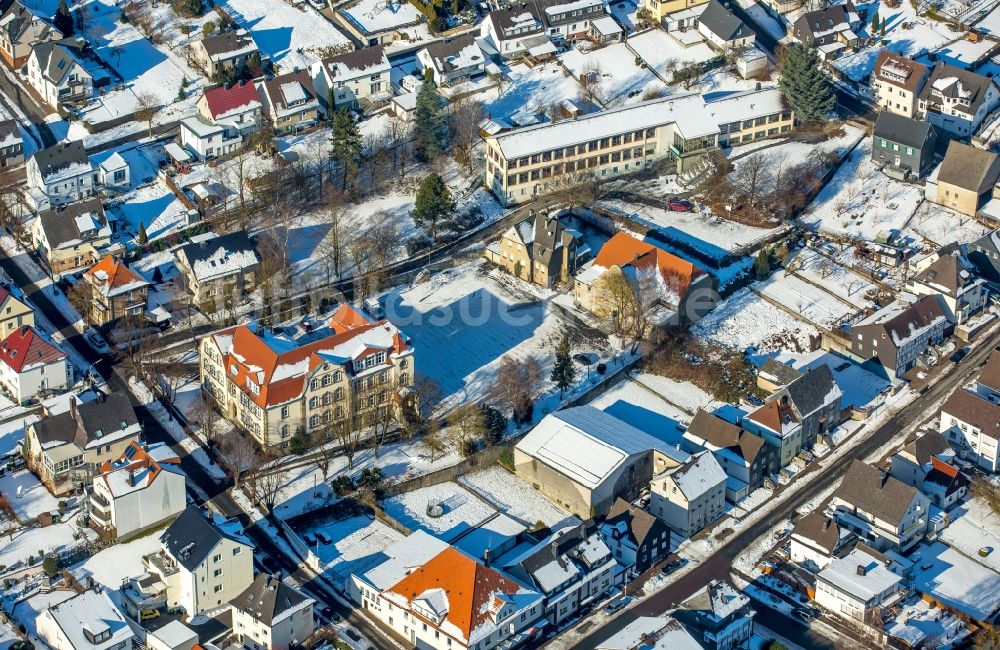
[143, 550, 178, 577]
[120, 573, 168, 616]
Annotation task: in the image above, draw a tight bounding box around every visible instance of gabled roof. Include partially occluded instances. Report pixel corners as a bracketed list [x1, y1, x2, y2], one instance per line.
[96, 441, 182, 498]
[385, 547, 539, 645]
[32, 39, 87, 85]
[83, 255, 148, 298]
[899, 431, 951, 466]
[201, 82, 261, 121]
[32, 391, 140, 451]
[161, 506, 251, 571]
[604, 497, 668, 547]
[0, 0, 60, 48]
[44, 590, 134, 650]
[661, 451, 726, 501]
[835, 460, 921, 527]
[791, 511, 842, 553]
[781, 364, 841, 419]
[177, 232, 259, 283]
[260, 70, 316, 114]
[912, 252, 979, 297]
[31, 140, 89, 179]
[422, 34, 484, 74]
[937, 141, 1000, 192]
[199, 29, 257, 59]
[37, 199, 109, 249]
[317, 44, 390, 82]
[920, 61, 996, 116]
[758, 358, 803, 387]
[979, 349, 1000, 394]
[686, 409, 766, 464]
[0, 118, 21, 148]
[745, 398, 798, 436]
[941, 388, 1000, 440]
[232, 573, 312, 626]
[855, 295, 947, 350]
[486, 4, 543, 38]
[793, 4, 856, 41]
[698, 0, 751, 41]
[593, 232, 705, 299]
[873, 111, 935, 150]
[0, 325, 65, 373]
[873, 51, 928, 92]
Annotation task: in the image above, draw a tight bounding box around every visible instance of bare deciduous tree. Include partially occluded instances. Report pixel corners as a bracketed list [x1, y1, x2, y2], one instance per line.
[217, 429, 260, 490]
[135, 92, 159, 139]
[447, 97, 485, 176]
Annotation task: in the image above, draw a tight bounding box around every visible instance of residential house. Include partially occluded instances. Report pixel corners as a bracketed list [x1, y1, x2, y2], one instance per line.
[742, 365, 842, 470]
[642, 0, 709, 25]
[514, 405, 691, 518]
[485, 93, 720, 205]
[79, 255, 149, 326]
[871, 51, 929, 118]
[259, 71, 319, 134]
[789, 512, 849, 570]
[683, 409, 775, 502]
[0, 325, 68, 403]
[31, 200, 113, 276]
[791, 5, 860, 59]
[504, 523, 619, 626]
[815, 545, 905, 622]
[890, 431, 965, 506]
[871, 111, 937, 179]
[146, 622, 197, 650]
[0, 118, 24, 167]
[907, 249, 988, 324]
[485, 210, 583, 287]
[37, 590, 135, 650]
[541, 0, 608, 41]
[933, 141, 1000, 217]
[346, 529, 449, 610]
[574, 231, 714, 327]
[190, 29, 259, 80]
[336, 0, 424, 47]
[95, 151, 129, 193]
[0, 284, 34, 338]
[199, 304, 415, 452]
[231, 574, 314, 650]
[140, 506, 254, 616]
[917, 62, 1000, 136]
[417, 35, 488, 87]
[181, 82, 262, 160]
[595, 617, 706, 650]
[311, 46, 391, 114]
[756, 357, 804, 392]
[977, 349, 1000, 401]
[599, 497, 671, 574]
[479, 5, 547, 57]
[24, 392, 143, 495]
[174, 232, 260, 309]
[0, 0, 62, 69]
[674, 580, 755, 650]
[849, 295, 948, 378]
[26, 40, 93, 109]
[829, 459, 930, 552]
[90, 442, 186, 540]
[650, 450, 727, 537]
[939, 387, 1000, 472]
[706, 87, 795, 147]
[697, 0, 754, 51]
[968, 228, 1000, 284]
[26, 140, 96, 210]
[380, 546, 544, 650]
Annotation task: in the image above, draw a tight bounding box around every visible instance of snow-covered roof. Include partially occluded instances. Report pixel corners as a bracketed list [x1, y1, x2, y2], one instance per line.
[660, 451, 726, 501]
[706, 88, 786, 126]
[181, 116, 223, 139]
[544, 0, 603, 17]
[490, 93, 718, 160]
[590, 15, 620, 36]
[817, 546, 903, 602]
[42, 590, 134, 650]
[357, 530, 450, 590]
[596, 616, 703, 650]
[340, 0, 423, 35]
[97, 152, 127, 173]
[516, 406, 690, 489]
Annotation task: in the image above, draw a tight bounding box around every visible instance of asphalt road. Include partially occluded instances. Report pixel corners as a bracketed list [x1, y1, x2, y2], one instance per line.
[564, 326, 1000, 650]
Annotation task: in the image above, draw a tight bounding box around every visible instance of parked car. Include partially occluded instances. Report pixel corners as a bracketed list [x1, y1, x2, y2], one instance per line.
[660, 559, 683, 575]
[573, 353, 593, 366]
[604, 596, 632, 615]
[303, 534, 318, 546]
[950, 346, 971, 363]
[139, 609, 160, 621]
[793, 607, 817, 622]
[667, 199, 693, 212]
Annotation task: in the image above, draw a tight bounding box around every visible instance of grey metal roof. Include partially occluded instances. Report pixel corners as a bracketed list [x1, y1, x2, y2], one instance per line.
[698, 0, 751, 42]
[232, 573, 311, 626]
[872, 111, 934, 150]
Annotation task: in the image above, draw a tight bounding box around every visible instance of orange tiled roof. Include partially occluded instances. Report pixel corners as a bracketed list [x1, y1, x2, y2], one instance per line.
[746, 399, 798, 434]
[83, 255, 147, 294]
[386, 547, 525, 643]
[97, 441, 180, 490]
[329, 303, 372, 334]
[593, 232, 704, 295]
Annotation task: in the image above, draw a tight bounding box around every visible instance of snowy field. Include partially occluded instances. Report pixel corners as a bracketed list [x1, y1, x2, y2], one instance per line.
[0, 470, 60, 521]
[788, 247, 876, 310]
[757, 270, 858, 329]
[110, 179, 190, 242]
[905, 202, 991, 247]
[587, 377, 692, 438]
[909, 541, 1000, 622]
[382, 261, 611, 410]
[303, 514, 404, 583]
[630, 373, 721, 414]
[939, 498, 1000, 574]
[735, 124, 864, 169]
[562, 42, 664, 106]
[382, 482, 496, 541]
[626, 30, 719, 85]
[481, 61, 586, 124]
[72, 534, 163, 608]
[219, 0, 352, 71]
[800, 140, 923, 241]
[692, 287, 820, 358]
[0, 514, 95, 570]
[831, 0, 960, 82]
[459, 466, 579, 530]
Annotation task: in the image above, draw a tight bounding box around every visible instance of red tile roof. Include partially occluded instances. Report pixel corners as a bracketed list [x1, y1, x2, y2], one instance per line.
[83, 255, 147, 296]
[202, 82, 262, 120]
[329, 303, 372, 334]
[0, 325, 65, 373]
[746, 398, 798, 434]
[594, 232, 704, 296]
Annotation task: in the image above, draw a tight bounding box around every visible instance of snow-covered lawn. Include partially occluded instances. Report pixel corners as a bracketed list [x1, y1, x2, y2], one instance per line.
[787, 247, 876, 310]
[587, 377, 692, 435]
[110, 179, 190, 242]
[382, 482, 496, 541]
[920, 37, 996, 69]
[459, 466, 579, 530]
[909, 541, 1000, 622]
[939, 497, 1000, 574]
[692, 287, 820, 358]
[0, 470, 60, 521]
[757, 270, 858, 329]
[72, 534, 163, 608]
[219, 0, 352, 71]
[831, 0, 959, 82]
[735, 123, 865, 170]
[298, 514, 404, 584]
[0, 515, 95, 571]
[382, 260, 611, 410]
[905, 202, 991, 247]
[800, 140, 923, 241]
[609, 0, 640, 31]
[561, 42, 664, 106]
[626, 30, 719, 85]
[481, 61, 584, 125]
[630, 373, 720, 414]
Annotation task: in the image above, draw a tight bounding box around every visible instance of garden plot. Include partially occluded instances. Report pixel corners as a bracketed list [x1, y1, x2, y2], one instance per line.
[482, 61, 583, 122]
[630, 374, 721, 414]
[219, 0, 352, 71]
[72, 534, 164, 608]
[831, 0, 959, 82]
[459, 466, 579, 530]
[692, 287, 820, 358]
[800, 140, 923, 241]
[300, 514, 404, 583]
[918, 37, 996, 69]
[734, 123, 865, 169]
[110, 180, 190, 242]
[904, 202, 991, 247]
[626, 30, 719, 84]
[561, 42, 665, 106]
[787, 247, 876, 310]
[0, 470, 60, 521]
[382, 260, 611, 410]
[382, 482, 496, 541]
[0, 513, 95, 570]
[757, 270, 857, 329]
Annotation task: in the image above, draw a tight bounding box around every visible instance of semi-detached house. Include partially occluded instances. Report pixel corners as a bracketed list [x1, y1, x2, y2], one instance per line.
[939, 387, 1000, 472]
[181, 82, 262, 160]
[649, 450, 727, 537]
[917, 62, 1000, 137]
[199, 304, 414, 453]
[259, 70, 319, 135]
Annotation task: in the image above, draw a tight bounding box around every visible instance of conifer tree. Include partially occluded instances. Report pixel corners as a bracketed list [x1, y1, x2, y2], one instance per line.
[550, 333, 576, 398]
[778, 43, 836, 123]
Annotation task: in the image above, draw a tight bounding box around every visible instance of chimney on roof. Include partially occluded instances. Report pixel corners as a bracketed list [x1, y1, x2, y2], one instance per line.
[69, 395, 77, 420]
[128, 468, 135, 487]
[484, 548, 491, 567]
[856, 564, 868, 576]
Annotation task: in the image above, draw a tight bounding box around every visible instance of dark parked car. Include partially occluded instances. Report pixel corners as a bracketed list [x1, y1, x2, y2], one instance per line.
[950, 346, 971, 363]
[660, 559, 685, 575]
